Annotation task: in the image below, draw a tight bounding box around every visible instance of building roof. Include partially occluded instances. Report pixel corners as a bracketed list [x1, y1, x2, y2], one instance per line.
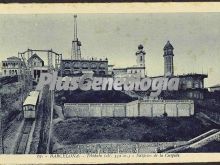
[113, 68, 127, 71]
[209, 84, 220, 88]
[23, 91, 39, 106]
[136, 44, 146, 55]
[127, 66, 145, 69]
[164, 41, 174, 50]
[62, 58, 108, 62]
[27, 54, 44, 63]
[150, 73, 208, 79]
[177, 73, 208, 78]
[113, 66, 145, 70]
[7, 56, 21, 61]
[138, 44, 144, 50]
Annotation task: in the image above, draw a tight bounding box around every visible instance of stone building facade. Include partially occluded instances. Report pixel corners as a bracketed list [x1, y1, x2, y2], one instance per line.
[27, 53, 48, 80]
[60, 58, 108, 76]
[177, 73, 208, 99]
[113, 45, 146, 78]
[1, 56, 24, 76]
[160, 41, 208, 100]
[163, 41, 174, 77]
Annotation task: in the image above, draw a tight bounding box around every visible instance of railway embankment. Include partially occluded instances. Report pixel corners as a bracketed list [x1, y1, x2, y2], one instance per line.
[29, 86, 51, 154]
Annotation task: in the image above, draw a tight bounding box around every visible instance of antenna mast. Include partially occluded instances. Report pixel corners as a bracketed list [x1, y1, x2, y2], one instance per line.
[74, 14, 77, 41]
[71, 14, 81, 60]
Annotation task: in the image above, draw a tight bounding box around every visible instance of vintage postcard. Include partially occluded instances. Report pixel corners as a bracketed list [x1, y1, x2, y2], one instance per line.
[0, 3, 220, 164]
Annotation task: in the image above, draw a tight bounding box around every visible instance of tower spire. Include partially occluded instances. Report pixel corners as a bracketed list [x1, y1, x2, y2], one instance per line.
[71, 14, 82, 60]
[163, 41, 174, 77]
[74, 14, 77, 41]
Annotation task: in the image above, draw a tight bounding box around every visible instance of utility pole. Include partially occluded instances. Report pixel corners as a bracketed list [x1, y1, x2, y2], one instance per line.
[46, 79, 54, 153]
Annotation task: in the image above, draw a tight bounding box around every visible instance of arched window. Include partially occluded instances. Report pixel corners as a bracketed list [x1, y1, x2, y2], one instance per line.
[82, 63, 88, 69]
[65, 62, 71, 69]
[99, 63, 106, 69]
[91, 63, 97, 69]
[186, 81, 193, 88]
[73, 62, 80, 69]
[194, 81, 199, 88]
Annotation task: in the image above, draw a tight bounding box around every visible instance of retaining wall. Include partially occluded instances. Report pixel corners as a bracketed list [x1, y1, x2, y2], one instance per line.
[64, 100, 194, 118]
[64, 103, 126, 117]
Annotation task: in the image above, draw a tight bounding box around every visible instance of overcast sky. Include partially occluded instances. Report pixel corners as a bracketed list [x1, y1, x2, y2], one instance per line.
[0, 13, 220, 87]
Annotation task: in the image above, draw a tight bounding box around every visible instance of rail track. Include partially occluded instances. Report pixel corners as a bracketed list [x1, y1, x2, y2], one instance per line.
[15, 119, 34, 154]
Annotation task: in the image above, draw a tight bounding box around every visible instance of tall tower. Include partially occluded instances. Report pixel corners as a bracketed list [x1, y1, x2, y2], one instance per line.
[163, 41, 174, 76]
[71, 14, 82, 60]
[136, 44, 146, 67]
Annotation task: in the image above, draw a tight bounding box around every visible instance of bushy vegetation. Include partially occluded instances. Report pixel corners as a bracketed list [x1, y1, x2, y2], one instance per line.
[55, 90, 134, 105]
[53, 117, 218, 145]
[0, 75, 18, 86]
[205, 90, 220, 102]
[0, 79, 23, 133]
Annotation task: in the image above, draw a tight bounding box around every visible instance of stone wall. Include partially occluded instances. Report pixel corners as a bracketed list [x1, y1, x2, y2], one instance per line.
[64, 100, 194, 118]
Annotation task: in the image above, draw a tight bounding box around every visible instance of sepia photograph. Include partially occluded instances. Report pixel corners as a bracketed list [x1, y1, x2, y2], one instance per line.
[0, 5, 220, 163]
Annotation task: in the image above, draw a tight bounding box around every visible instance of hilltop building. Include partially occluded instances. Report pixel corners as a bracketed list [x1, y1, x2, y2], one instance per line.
[60, 15, 109, 77]
[163, 41, 174, 77]
[113, 44, 146, 78]
[60, 58, 109, 76]
[27, 53, 48, 81]
[1, 56, 24, 76]
[160, 41, 208, 100]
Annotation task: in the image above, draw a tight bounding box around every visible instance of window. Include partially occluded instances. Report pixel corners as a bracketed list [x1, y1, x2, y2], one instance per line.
[73, 62, 80, 69]
[91, 63, 97, 69]
[82, 63, 88, 69]
[99, 63, 106, 69]
[65, 62, 71, 69]
[194, 81, 199, 88]
[186, 81, 193, 88]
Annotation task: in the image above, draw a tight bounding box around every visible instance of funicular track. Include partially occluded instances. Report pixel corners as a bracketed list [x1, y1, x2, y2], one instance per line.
[15, 119, 34, 154]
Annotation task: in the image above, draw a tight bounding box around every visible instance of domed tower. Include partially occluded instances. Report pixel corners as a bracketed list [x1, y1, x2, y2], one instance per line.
[136, 44, 146, 67]
[163, 41, 174, 77]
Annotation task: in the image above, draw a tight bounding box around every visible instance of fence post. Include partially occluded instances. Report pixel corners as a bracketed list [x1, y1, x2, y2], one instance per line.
[100, 104, 103, 117]
[151, 103, 153, 117]
[176, 104, 179, 117]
